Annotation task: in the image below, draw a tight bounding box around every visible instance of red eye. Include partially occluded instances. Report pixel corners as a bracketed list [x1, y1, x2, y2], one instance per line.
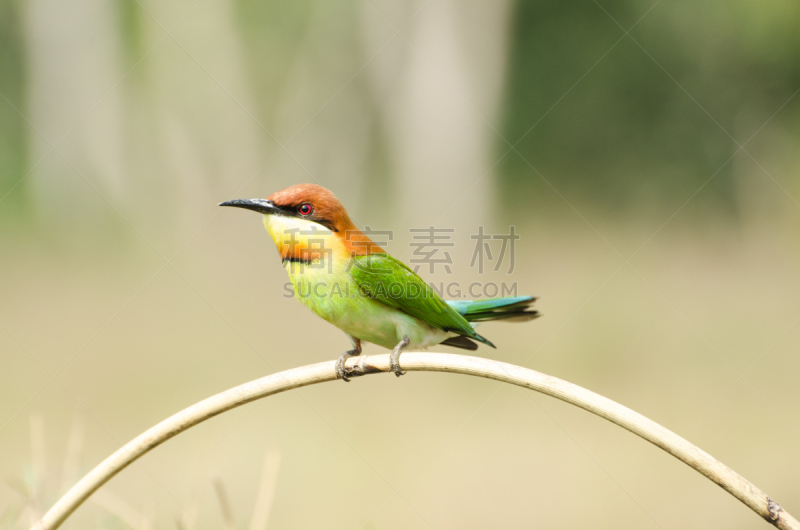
[298, 203, 313, 216]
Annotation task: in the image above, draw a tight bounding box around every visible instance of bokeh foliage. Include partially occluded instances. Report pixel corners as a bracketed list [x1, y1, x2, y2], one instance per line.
[0, 0, 27, 220]
[500, 0, 800, 213]
[1, 0, 798, 224]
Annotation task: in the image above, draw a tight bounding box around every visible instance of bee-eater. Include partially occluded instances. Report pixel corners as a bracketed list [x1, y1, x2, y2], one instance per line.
[220, 184, 538, 381]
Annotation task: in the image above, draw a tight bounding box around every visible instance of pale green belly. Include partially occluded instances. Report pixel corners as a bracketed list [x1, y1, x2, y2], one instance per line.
[286, 263, 448, 350]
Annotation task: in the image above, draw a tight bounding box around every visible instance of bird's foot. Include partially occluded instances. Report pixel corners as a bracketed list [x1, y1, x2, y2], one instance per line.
[335, 354, 350, 382]
[336, 350, 360, 382]
[390, 336, 410, 377]
[336, 339, 362, 382]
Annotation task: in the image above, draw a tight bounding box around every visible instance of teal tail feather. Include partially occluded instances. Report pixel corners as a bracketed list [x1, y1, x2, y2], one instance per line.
[446, 296, 539, 323]
[439, 296, 538, 351]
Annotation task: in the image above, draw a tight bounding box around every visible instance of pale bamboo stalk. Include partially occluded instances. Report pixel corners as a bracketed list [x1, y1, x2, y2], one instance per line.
[33, 352, 798, 530]
[248, 451, 281, 530]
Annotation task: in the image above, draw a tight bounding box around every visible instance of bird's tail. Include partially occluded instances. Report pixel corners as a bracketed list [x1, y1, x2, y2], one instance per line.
[446, 296, 539, 323]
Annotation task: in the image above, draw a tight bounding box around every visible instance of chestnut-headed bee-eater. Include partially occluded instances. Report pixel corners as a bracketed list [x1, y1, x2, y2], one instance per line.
[220, 184, 537, 381]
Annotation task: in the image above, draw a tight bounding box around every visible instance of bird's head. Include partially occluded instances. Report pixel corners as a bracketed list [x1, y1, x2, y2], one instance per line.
[220, 183, 383, 263]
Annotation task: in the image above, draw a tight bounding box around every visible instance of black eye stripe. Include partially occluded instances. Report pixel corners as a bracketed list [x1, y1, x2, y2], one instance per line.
[271, 202, 337, 231]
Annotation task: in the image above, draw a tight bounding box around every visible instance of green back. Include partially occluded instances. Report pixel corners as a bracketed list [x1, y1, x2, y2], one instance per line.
[348, 254, 490, 345]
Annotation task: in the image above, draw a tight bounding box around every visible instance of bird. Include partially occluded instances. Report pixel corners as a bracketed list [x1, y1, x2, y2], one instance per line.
[220, 184, 538, 381]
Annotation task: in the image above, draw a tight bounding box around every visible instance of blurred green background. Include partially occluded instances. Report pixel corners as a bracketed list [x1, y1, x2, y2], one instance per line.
[2, 0, 799, 528]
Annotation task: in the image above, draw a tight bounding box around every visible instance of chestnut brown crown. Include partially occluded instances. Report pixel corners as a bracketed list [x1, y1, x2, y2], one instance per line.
[267, 183, 357, 234]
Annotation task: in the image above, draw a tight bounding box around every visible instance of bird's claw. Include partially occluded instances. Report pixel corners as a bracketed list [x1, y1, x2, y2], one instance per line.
[336, 355, 352, 382]
[336, 341, 362, 382]
[338, 336, 408, 379]
[390, 336, 410, 378]
[390, 359, 405, 377]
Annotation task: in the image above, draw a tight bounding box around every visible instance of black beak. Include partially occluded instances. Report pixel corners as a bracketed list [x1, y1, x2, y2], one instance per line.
[219, 198, 277, 215]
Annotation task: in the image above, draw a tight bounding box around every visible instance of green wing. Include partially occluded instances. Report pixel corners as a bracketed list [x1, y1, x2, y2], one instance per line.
[349, 254, 494, 347]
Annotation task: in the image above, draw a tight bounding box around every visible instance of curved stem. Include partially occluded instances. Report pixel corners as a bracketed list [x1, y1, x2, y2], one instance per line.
[33, 352, 798, 530]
